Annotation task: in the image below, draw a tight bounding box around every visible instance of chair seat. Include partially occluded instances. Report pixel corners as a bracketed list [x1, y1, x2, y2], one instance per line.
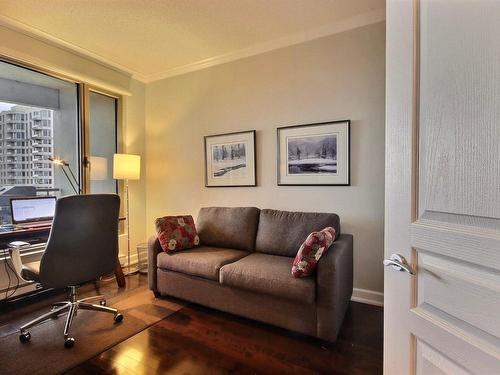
[219, 253, 316, 304]
[157, 246, 249, 281]
[21, 261, 41, 282]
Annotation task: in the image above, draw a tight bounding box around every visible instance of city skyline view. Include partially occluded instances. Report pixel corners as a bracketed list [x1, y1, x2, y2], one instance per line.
[0, 102, 54, 189]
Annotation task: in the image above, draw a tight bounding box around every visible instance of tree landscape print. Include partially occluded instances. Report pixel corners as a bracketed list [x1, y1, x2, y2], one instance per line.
[287, 134, 337, 174]
[211, 142, 247, 177]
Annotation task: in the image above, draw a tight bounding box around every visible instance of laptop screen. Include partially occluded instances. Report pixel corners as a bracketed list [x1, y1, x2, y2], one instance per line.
[10, 197, 57, 224]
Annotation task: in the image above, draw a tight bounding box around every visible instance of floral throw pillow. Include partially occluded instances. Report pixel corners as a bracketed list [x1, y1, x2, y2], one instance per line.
[155, 215, 200, 253]
[291, 227, 336, 278]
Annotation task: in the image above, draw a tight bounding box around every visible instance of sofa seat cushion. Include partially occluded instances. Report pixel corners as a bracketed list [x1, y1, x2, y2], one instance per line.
[219, 253, 316, 304]
[157, 246, 249, 281]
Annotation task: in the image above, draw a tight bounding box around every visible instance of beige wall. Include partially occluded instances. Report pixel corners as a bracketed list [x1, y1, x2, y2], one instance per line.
[145, 22, 385, 294]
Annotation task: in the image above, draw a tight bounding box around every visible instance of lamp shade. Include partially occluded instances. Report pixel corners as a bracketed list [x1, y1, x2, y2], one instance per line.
[113, 153, 141, 180]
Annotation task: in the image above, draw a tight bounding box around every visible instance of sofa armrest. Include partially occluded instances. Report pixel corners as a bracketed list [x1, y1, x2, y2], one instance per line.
[148, 235, 163, 292]
[316, 233, 353, 342]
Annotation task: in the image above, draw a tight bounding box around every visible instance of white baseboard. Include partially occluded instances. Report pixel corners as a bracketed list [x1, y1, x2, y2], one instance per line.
[118, 252, 139, 267]
[351, 288, 384, 307]
[118, 233, 142, 267]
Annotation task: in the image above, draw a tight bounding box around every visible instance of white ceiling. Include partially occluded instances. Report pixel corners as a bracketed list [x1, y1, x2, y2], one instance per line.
[0, 0, 385, 82]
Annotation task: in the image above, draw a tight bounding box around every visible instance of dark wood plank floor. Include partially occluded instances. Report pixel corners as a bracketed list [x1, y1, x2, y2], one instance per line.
[1, 275, 382, 374]
[67, 283, 383, 374]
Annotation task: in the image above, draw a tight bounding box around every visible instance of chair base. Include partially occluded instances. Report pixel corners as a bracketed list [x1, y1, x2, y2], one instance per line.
[19, 286, 123, 348]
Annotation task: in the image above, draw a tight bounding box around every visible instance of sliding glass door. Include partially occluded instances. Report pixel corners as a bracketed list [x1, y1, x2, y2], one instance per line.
[88, 91, 118, 194]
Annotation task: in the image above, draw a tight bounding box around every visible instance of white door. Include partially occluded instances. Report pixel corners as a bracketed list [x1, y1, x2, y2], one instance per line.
[385, 0, 500, 374]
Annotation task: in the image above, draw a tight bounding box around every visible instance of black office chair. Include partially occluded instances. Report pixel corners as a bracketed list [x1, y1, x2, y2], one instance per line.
[8, 194, 124, 348]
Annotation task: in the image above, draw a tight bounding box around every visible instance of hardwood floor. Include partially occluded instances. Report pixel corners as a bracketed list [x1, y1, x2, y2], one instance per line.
[1, 275, 383, 374]
[67, 284, 383, 374]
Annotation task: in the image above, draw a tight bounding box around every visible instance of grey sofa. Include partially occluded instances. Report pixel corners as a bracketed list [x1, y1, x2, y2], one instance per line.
[148, 207, 353, 342]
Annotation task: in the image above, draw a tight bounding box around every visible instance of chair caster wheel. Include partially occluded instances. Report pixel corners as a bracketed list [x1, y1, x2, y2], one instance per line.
[19, 332, 31, 343]
[114, 313, 123, 323]
[99, 300, 106, 306]
[64, 337, 75, 348]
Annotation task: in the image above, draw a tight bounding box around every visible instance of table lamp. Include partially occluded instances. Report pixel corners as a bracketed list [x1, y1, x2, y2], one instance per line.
[113, 153, 141, 274]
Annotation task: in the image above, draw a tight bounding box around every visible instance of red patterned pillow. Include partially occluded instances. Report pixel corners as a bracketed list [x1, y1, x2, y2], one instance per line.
[155, 215, 200, 253]
[291, 227, 336, 278]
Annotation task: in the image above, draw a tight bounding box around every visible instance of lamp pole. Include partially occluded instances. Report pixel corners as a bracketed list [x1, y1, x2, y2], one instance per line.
[124, 179, 137, 275]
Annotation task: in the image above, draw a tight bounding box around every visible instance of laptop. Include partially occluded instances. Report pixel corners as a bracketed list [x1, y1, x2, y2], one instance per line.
[10, 196, 57, 228]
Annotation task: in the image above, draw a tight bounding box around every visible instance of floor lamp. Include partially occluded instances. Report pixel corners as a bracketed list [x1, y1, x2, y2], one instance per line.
[113, 153, 141, 275]
[48, 156, 81, 195]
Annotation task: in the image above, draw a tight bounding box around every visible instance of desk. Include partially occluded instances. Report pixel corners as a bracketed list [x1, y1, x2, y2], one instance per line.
[0, 224, 126, 288]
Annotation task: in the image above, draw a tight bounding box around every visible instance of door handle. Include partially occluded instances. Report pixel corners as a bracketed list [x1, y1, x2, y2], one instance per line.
[383, 254, 415, 275]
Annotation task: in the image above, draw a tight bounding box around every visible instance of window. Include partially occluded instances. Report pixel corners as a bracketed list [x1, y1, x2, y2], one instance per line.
[0, 59, 120, 225]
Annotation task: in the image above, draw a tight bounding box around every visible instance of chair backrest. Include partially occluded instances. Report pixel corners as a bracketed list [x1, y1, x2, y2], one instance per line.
[39, 194, 120, 288]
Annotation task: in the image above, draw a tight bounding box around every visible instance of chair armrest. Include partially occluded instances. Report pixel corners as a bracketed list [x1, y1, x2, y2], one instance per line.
[147, 235, 163, 292]
[316, 233, 353, 342]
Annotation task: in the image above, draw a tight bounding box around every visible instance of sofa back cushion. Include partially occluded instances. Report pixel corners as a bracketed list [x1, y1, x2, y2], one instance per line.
[255, 209, 340, 257]
[196, 207, 261, 251]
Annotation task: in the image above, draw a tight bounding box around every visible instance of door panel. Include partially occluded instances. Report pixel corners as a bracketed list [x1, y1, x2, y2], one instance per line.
[416, 251, 500, 339]
[418, 0, 500, 219]
[416, 340, 471, 375]
[385, 0, 500, 373]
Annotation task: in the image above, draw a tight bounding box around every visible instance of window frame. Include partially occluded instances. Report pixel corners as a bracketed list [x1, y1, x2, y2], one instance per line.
[0, 55, 123, 196]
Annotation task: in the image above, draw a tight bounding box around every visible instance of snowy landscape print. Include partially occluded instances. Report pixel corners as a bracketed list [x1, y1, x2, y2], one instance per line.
[211, 142, 247, 178]
[287, 134, 337, 174]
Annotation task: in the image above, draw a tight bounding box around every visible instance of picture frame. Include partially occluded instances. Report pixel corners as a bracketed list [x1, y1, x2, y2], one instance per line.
[204, 130, 256, 187]
[277, 120, 350, 186]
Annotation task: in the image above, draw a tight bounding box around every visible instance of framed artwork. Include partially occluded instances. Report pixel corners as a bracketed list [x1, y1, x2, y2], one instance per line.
[204, 130, 256, 187]
[277, 120, 350, 186]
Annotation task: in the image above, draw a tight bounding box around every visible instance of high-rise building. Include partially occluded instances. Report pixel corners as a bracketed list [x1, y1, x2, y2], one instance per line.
[0, 105, 54, 188]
